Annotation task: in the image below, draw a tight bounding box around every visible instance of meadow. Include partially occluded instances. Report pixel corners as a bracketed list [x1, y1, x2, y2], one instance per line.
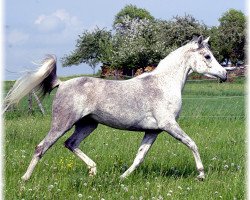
[4, 77, 246, 199]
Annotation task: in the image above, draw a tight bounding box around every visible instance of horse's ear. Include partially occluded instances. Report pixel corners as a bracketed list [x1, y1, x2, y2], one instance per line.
[203, 36, 210, 44]
[197, 36, 203, 45]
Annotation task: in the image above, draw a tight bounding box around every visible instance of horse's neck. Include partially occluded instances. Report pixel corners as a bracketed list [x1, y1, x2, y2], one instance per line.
[152, 46, 192, 91]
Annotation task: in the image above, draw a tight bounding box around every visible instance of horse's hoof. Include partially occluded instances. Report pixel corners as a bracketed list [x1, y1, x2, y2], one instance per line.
[89, 167, 97, 176]
[120, 175, 126, 180]
[21, 175, 29, 182]
[196, 174, 205, 181]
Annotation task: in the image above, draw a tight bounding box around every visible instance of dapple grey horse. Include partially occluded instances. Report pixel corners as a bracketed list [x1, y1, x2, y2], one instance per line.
[4, 36, 227, 181]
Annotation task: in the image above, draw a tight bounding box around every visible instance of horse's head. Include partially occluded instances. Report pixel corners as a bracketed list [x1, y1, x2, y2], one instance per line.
[188, 36, 227, 82]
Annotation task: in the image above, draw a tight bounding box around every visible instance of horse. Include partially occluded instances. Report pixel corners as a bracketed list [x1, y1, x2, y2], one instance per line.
[4, 36, 227, 181]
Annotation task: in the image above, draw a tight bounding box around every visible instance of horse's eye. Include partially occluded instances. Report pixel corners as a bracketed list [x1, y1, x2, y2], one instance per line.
[204, 54, 211, 60]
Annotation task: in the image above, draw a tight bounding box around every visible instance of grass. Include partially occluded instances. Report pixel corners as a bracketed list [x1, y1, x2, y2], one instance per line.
[4, 77, 246, 199]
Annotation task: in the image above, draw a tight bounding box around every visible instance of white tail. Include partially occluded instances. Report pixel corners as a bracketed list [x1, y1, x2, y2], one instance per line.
[3, 55, 61, 113]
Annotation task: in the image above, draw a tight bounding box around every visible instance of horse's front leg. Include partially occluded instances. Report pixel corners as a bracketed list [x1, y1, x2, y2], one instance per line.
[163, 121, 205, 180]
[120, 132, 159, 179]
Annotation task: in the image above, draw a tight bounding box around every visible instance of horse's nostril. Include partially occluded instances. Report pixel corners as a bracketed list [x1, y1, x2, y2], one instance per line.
[219, 74, 227, 83]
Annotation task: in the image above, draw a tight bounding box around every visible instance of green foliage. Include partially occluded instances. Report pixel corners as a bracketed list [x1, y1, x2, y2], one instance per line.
[61, 28, 112, 74]
[61, 6, 246, 73]
[210, 9, 246, 64]
[62, 13, 207, 70]
[111, 18, 177, 68]
[113, 4, 154, 28]
[168, 14, 208, 47]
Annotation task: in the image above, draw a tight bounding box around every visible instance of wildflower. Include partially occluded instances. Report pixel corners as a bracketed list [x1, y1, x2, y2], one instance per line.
[186, 187, 191, 191]
[48, 185, 54, 191]
[158, 195, 163, 200]
[167, 193, 171, 196]
[224, 165, 229, 170]
[215, 191, 219, 195]
[78, 194, 83, 198]
[177, 186, 182, 190]
[211, 156, 217, 161]
[83, 182, 87, 186]
[130, 196, 134, 199]
[67, 162, 73, 169]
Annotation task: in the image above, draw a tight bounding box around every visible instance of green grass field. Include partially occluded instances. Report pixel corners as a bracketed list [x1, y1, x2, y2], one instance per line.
[4, 77, 246, 199]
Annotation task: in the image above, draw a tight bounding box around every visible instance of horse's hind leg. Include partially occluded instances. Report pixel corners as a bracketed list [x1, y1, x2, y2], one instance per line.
[120, 131, 159, 179]
[22, 116, 73, 181]
[64, 118, 98, 176]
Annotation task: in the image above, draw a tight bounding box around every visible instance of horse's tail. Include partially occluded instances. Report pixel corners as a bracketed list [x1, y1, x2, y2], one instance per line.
[3, 54, 61, 113]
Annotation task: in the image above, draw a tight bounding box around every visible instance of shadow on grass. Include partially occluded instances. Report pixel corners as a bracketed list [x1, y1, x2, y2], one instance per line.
[141, 164, 195, 179]
[118, 162, 196, 179]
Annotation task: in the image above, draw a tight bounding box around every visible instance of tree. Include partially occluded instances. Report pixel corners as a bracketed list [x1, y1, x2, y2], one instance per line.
[61, 28, 112, 74]
[112, 17, 176, 69]
[62, 12, 208, 74]
[168, 14, 209, 47]
[212, 9, 246, 64]
[208, 26, 224, 62]
[113, 4, 154, 29]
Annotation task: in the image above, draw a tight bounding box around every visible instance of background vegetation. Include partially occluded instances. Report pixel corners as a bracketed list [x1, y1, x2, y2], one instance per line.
[61, 5, 246, 74]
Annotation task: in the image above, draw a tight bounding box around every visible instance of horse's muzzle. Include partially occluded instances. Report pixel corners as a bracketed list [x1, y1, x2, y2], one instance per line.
[219, 73, 227, 83]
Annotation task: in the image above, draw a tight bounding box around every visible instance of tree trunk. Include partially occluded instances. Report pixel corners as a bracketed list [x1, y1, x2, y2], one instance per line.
[92, 66, 96, 75]
[115, 69, 118, 80]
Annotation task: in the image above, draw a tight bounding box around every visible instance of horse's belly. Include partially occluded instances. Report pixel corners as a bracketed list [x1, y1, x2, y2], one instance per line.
[90, 112, 158, 131]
